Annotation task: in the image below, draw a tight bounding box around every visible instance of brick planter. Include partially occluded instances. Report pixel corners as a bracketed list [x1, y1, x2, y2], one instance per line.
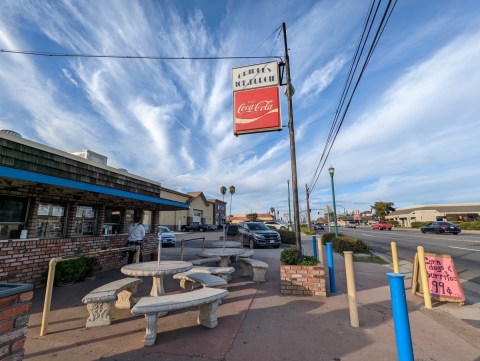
[280, 263, 326, 296]
[0, 283, 34, 361]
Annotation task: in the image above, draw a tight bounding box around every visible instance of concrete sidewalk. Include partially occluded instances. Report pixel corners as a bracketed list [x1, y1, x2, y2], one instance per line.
[24, 242, 480, 361]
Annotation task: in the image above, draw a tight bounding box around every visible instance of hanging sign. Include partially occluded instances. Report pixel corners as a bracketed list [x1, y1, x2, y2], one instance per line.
[412, 251, 464, 304]
[233, 86, 281, 135]
[232, 61, 282, 135]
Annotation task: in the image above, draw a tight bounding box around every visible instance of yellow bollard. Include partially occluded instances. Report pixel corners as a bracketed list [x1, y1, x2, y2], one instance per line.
[135, 246, 141, 263]
[417, 246, 432, 309]
[344, 251, 359, 328]
[391, 241, 399, 273]
[40, 258, 59, 336]
[317, 239, 324, 264]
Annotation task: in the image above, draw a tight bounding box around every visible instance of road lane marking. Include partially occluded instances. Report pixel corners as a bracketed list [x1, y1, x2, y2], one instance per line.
[448, 246, 480, 252]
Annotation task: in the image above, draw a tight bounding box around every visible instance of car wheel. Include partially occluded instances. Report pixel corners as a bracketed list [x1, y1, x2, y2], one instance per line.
[388, 228, 392, 230]
[249, 238, 256, 249]
[273, 245, 280, 249]
[453, 232, 459, 235]
[280, 226, 286, 230]
[421, 230, 426, 234]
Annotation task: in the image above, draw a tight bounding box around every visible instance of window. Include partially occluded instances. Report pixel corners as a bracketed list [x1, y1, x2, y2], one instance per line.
[103, 207, 122, 235]
[143, 210, 152, 233]
[0, 196, 29, 240]
[73, 205, 97, 236]
[34, 202, 66, 238]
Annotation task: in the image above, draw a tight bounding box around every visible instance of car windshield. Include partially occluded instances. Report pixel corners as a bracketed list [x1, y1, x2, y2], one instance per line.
[159, 226, 171, 233]
[247, 223, 270, 231]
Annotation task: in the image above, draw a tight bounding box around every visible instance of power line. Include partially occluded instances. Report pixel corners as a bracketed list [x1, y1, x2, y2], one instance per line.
[308, 0, 397, 194]
[0, 48, 282, 61]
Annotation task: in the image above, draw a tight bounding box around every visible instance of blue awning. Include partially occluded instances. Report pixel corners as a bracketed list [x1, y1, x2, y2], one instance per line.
[0, 166, 189, 209]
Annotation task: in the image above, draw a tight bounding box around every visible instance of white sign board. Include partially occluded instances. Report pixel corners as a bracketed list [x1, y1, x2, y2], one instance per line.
[232, 61, 280, 91]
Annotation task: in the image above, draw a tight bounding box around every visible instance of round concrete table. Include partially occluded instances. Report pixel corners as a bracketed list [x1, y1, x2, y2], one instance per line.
[121, 261, 192, 297]
[210, 241, 242, 248]
[202, 248, 247, 268]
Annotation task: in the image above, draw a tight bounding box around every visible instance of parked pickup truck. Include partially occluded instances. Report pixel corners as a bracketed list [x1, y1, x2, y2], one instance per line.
[371, 221, 393, 230]
[181, 222, 208, 232]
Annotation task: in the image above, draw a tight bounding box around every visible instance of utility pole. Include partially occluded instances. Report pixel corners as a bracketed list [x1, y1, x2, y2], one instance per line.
[282, 22, 302, 252]
[287, 180, 292, 230]
[305, 184, 312, 231]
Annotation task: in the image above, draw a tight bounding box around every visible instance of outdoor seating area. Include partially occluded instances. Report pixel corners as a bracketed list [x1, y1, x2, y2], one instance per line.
[240, 258, 269, 282]
[34, 236, 271, 350]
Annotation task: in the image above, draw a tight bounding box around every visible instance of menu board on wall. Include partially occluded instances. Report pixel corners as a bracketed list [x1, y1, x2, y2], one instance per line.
[37, 203, 50, 216]
[412, 251, 464, 304]
[52, 206, 64, 217]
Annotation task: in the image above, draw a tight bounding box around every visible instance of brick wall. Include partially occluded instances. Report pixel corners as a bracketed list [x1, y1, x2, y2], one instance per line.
[0, 234, 157, 286]
[0, 285, 33, 361]
[280, 263, 326, 296]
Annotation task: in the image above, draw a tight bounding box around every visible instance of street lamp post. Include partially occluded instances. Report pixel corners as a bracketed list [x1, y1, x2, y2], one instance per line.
[287, 180, 292, 230]
[328, 166, 339, 237]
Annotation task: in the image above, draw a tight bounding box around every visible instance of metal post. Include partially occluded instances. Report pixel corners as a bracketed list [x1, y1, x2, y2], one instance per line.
[328, 166, 339, 237]
[180, 239, 184, 261]
[387, 273, 415, 361]
[282, 22, 301, 253]
[391, 241, 399, 273]
[135, 246, 141, 263]
[312, 235, 318, 260]
[326, 242, 336, 293]
[287, 180, 292, 230]
[344, 251, 359, 328]
[317, 236, 324, 264]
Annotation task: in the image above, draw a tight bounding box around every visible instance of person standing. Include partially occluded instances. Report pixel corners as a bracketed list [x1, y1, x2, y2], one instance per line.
[126, 216, 145, 264]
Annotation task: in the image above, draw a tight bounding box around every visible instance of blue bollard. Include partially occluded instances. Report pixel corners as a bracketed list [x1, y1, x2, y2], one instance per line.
[326, 242, 336, 293]
[387, 273, 414, 361]
[312, 235, 318, 260]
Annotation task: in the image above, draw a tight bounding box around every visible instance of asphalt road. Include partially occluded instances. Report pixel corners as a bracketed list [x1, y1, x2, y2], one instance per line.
[334, 226, 480, 285]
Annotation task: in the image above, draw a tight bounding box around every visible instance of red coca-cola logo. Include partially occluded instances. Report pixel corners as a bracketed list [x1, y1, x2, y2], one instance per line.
[237, 100, 274, 115]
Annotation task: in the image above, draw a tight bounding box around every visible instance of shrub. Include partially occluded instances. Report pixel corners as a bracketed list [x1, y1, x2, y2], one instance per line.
[54, 256, 101, 285]
[459, 221, 480, 230]
[390, 220, 400, 227]
[411, 221, 429, 229]
[299, 256, 318, 266]
[278, 229, 296, 245]
[321, 233, 371, 254]
[300, 225, 315, 235]
[280, 248, 301, 265]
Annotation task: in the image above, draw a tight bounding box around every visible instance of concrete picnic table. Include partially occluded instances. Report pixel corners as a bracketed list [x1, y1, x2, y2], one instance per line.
[210, 241, 243, 248]
[201, 248, 247, 268]
[121, 261, 192, 297]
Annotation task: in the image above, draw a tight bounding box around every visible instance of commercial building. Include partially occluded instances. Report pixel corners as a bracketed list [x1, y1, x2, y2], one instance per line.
[386, 204, 480, 227]
[0, 131, 190, 284]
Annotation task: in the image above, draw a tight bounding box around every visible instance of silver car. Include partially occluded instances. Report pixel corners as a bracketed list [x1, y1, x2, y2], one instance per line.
[157, 226, 176, 247]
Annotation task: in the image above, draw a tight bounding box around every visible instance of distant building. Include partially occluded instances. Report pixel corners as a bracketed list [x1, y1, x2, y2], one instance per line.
[208, 199, 227, 226]
[386, 204, 480, 226]
[229, 213, 275, 223]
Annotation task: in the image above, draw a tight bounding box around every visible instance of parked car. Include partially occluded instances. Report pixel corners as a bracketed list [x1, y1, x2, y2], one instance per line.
[420, 221, 461, 235]
[157, 226, 176, 247]
[263, 221, 287, 230]
[239, 222, 281, 249]
[346, 221, 356, 228]
[372, 221, 393, 230]
[206, 224, 218, 231]
[313, 223, 325, 230]
[180, 222, 208, 232]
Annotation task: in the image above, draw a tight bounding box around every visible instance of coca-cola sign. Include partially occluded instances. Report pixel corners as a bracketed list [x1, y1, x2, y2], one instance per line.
[233, 86, 281, 135]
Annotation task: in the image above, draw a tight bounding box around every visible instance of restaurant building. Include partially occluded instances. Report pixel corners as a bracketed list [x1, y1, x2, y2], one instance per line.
[0, 131, 190, 285]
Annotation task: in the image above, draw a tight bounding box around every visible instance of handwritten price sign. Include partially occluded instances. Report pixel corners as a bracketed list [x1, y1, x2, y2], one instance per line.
[424, 252, 464, 303]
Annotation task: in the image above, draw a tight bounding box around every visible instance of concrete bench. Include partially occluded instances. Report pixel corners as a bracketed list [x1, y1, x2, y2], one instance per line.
[191, 257, 221, 266]
[131, 287, 229, 346]
[189, 266, 235, 281]
[173, 272, 227, 291]
[235, 249, 254, 261]
[240, 259, 269, 282]
[82, 277, 142, 328]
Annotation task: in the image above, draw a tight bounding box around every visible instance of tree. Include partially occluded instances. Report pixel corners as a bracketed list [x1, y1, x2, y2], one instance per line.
[246, 213, 258, 221]
[270, 207, 275, 220]
[220, 186, 227, 201]
[229, 185, 236, 216]
[371, 202, 395, 220]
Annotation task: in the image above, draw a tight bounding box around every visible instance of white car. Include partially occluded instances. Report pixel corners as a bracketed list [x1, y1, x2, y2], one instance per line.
[157, 226, 176, 247]
[263, 221, 287, 230]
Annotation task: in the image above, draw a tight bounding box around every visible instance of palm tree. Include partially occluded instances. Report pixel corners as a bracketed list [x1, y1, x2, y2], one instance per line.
[220, 186, 227, 201]
[229, 185, 236, 216]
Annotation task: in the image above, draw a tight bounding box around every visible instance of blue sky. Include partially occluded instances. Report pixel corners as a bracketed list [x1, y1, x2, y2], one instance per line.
[1, 0, 479, 220]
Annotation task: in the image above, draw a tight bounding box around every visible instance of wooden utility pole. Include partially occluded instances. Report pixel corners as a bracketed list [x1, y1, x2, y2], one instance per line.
[282, 22, 302, 252]
[306, 184, 312, 231]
